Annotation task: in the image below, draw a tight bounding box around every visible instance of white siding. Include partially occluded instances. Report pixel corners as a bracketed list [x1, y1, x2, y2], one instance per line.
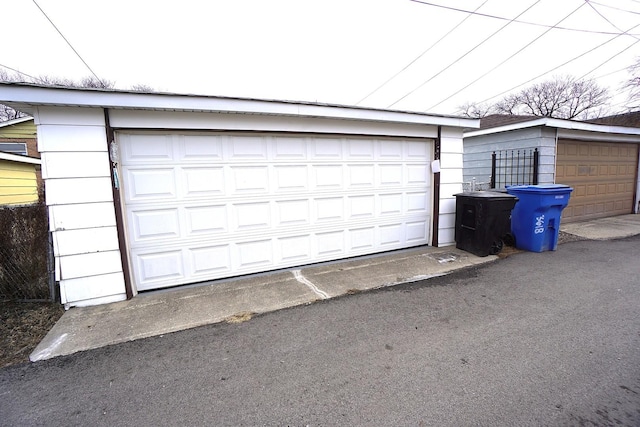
[34, 106, 126, 307]
[438, 127, 465, 246]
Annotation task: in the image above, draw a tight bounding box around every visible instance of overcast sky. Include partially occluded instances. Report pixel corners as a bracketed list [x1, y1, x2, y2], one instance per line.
[3, 0, 639, 116]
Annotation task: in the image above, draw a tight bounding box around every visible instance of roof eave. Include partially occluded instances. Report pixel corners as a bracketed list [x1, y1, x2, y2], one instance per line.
[465, 117, 640, 138]
[0, 83, 480, 129]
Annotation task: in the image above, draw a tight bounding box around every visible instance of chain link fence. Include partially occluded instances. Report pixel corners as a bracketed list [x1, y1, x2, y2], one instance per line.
[0, 203, 55, 302]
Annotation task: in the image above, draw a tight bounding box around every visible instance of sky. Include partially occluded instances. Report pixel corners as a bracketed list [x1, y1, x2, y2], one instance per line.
[2, 0, 639, 116]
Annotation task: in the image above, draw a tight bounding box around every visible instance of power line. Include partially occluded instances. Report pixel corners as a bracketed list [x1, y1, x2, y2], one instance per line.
[388, 0, 542, 108]
[587, 0, 640, 16]
[476, 21, 640, 105]
[355, 0, 490, 105]
[0, 63, 43, 83]
[410, 0, 640, 36]
[425, 1, 586, 112]
[585, 0, 640, 41]
[31, 0, 105, 86]
[576, 38, 640, 81]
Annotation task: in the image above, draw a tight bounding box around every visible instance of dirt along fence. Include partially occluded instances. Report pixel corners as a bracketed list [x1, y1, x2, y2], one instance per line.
[0, 202, 55, 302]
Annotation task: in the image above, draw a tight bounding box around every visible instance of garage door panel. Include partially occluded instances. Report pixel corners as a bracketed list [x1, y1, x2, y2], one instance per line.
[407, 165, 429, 184]
[125, 169, 176, 201]
[228, 135, 268, 159]
[190, 245, 231, 276]
[137, 250, 184, 285]
[557, 140, 638, 223]
[276, 199, 310, 226]
[349, 195, 375, 219]
[314, 197, 345, 222]
[186, 205, 227, 235]
[380, 140, 403, 159]
[233, 202, 271, 231]
[407, 220, 428, 242]
[230, 166, 269, 194]
[380, 193, 402, 215]
[274, 138, 306, 159]
[310, 138, 342, 159]
[181, 135, 223, 160]
[407, 192, 429, 213]
[348, 164, 375, 187]
[313, 165, 343, 189]
[183, 167, 224, 196]
[123, 134, 174, 163]
[130, 209, 180, 242]
[277, 235, 311, 263]
[121, 133, 433, 291]
[407, 141, 430, 159]
[236, 240, 273, 268]
[274, 166, 308, 191]
[348, 140, 375, 158]
[379, 164, 403, 186]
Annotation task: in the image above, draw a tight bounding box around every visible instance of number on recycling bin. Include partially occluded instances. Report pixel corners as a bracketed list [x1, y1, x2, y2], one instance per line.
[534, 215, 545, 234]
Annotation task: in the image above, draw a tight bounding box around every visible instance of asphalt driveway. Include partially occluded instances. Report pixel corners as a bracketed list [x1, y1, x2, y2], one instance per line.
[2, 235, 640, 426]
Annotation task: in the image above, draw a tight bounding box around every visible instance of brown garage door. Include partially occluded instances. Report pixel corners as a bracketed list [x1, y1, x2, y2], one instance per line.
[556, 140, 638, 223]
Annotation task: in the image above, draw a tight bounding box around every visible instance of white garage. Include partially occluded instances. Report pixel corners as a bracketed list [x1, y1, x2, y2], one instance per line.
[0, 83, 478, 307]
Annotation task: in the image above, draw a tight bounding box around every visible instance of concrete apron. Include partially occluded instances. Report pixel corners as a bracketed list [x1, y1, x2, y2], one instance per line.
[560, 214, 640, 240]
[31, 246, 496, 362]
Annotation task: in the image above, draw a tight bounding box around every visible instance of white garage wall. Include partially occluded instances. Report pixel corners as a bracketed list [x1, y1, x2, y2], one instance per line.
[35, 106, 127, 307]
[31, 105, 469, 307]
[438, 127, 465, 246]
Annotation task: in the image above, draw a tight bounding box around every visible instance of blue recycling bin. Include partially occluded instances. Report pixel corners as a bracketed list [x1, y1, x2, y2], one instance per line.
[506, 184, 573, 252]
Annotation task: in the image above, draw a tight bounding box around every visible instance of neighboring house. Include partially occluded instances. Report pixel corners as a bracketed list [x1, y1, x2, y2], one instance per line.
[586, 111, 640, 128]
[0, 151, 41, 205]
[463, 115, 640, 223]
[0, 116, 38, 158]
[0, 83, 479, 308]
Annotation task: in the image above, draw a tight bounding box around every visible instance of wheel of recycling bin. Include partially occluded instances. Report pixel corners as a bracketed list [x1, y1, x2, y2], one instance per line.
[503, 233, 515, 247]
[490, 239, 504, 255]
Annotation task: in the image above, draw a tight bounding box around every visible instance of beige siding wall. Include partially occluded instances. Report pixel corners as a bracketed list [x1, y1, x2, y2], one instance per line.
[0, 159, 39, 205]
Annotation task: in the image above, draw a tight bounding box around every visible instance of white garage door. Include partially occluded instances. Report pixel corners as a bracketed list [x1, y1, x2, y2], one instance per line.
[118, 132, 433, 291]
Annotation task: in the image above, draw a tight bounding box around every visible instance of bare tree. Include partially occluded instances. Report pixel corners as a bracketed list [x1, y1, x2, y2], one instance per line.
[493, 76, 610, 120]
[1, 71, 154, 121]
[457, 101, 495, 118]
[623, 57, 640, 112]
[130, 83, 155, 92]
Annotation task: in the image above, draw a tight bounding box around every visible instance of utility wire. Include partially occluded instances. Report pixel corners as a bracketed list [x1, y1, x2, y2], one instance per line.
[586, 0, 640, 41]
[425, 1, 586, 112]
[576, 38, 640, 81]
[410, 0, 640, 36]
[476, 21, 640, 105]
[31, 0, 105, 86]
[355, 0, 489, 105]
[0, 63, 43, 83]
[388, 0, 542, 108]
[587, 0, 640, 16]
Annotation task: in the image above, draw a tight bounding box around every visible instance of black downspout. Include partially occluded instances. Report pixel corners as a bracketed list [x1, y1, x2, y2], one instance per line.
[431, 126, 441, 247]
[104, 109, 134, 300]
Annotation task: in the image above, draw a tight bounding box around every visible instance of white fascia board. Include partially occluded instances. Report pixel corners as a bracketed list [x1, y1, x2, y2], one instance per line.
[0, 83, 479, 129]
[0, 116, 34, 128]
[0, 151, 41, 164]
[464, 118, 548, 137]
[465, 117, 640, 138]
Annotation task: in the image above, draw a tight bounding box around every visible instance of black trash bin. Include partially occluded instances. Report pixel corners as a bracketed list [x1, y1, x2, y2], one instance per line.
[454, 191, 519, 257]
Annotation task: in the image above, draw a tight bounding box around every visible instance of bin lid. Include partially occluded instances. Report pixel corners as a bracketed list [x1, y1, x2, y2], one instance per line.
[506, 184, 573, 194]
[454, 191, 518, 199]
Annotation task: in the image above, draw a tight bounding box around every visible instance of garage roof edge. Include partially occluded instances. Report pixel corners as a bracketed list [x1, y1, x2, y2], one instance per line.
[0, 83, 479, 129]
[464, 117, 640, 138]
